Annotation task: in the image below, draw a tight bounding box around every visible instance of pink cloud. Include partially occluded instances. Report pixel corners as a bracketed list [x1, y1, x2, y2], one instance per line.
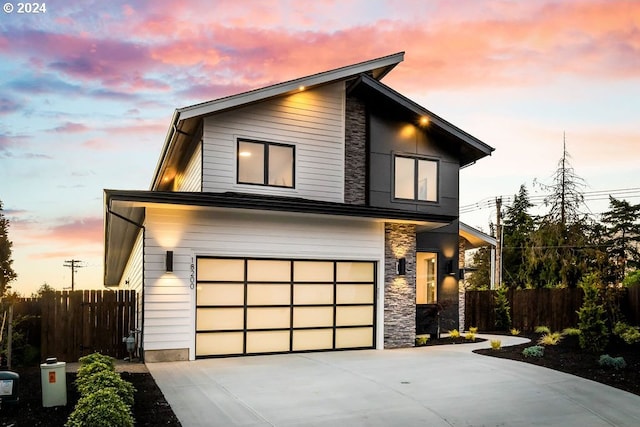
[12, 215, 103, 249]
[2, 0, 638, 105]
[41, 217, 103, 247]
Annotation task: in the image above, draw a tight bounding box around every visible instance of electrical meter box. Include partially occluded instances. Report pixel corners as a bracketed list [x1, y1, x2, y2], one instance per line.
[40, 358, 67, 407]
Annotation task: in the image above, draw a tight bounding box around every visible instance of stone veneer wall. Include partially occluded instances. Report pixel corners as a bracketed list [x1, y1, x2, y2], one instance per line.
[344, 95, 366, 205]
[384, 223, 417, 348]
[458, 237, 466, 331]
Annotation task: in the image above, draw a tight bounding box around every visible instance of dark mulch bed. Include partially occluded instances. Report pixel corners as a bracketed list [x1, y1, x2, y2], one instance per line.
[0, 366, 181, 426]
[422, 336, 487, 346]
[474, 334, 640, 397]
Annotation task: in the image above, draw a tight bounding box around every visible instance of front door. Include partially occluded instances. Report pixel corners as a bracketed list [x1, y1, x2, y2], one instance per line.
[416, 252, 438, 336]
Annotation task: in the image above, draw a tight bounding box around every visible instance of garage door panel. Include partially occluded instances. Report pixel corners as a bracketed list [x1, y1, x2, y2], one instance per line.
[336, 284, 374, 304]
[198, 259, 244, 281]
[293, 284, 333, 305]
[196, 332, 243, 356]
[197, 283, 244, 306]
[246, 331, 290, 353]
[293, 329, 333, 351]
[247, 307, 290, 329]
[336, 327, 374, 348]
[197, 308, 244, 330]
[336, 306, 373, 326]
[247, 284, 290, 305]
[336, 262, 374, 282]
[247, 260, 291, 282]
[293, 306, 334, 328]
[293, 261, 334, 282]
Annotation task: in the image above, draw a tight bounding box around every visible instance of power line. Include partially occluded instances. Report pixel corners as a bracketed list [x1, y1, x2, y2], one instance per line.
[460, 187, 640, 214]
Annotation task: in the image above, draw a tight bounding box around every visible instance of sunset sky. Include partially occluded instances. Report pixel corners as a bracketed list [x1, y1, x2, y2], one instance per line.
[1, 0, 639, 295]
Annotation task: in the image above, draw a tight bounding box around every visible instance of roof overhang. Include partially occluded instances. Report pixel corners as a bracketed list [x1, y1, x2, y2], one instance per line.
[151, 52, 405, 191]
[460, 222, 496, 248]
[104, 189, 454, 287]
[347, 74, 494, 167]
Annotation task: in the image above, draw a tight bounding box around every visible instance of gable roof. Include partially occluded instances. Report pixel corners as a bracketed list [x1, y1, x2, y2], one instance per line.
[347, 73, 494, 166]
[151, 52, 405, 190]
[460, 222, 496, 248]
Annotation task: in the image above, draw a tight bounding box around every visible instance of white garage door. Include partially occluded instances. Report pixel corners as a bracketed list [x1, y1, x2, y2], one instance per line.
[195, 257, 376, 357]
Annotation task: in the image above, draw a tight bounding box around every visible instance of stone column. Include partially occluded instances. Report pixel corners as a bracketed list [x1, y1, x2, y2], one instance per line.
[384, 223, 416, 348]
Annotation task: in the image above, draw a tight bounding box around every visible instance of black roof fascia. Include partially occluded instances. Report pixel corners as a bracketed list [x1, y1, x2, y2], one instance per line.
[349, 74, 495, 158]
[105, 190, 456, 224]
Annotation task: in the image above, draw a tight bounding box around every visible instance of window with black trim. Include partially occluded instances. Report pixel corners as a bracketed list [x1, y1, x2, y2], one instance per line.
[237, 140, 294, 188]
[394, 155, 438, 202]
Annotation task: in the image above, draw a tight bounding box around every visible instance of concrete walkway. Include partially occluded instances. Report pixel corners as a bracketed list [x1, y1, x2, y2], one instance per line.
[147, 335, 640, 426]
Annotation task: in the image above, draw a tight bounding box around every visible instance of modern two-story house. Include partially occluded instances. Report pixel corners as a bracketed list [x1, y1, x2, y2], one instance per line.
[103, 52, 494, 362]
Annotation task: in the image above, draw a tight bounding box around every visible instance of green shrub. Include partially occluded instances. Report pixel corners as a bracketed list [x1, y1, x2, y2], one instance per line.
[415, 336, 429, 346]
[490, 339, 501, 350]
[493, 287, 511, 331]
[465, 332, 476, 341]
[78, 352, 115, 369]
[622, 270, 640, 287]
[534, 325, 550, 334]
[561, 327, 581, 337]
[76, 370, 135, 407]
[537, 332, 562, 346]
[510, 328, 521, 336]
[76, 361, 115, 390]
[577, 273, 609, 353]
[66, 389, 134, 427]
[612, 322, 640, 345]
[522, 345, 545, 358]
[598, 354, 627, 370]
[448, 329, 460, 338]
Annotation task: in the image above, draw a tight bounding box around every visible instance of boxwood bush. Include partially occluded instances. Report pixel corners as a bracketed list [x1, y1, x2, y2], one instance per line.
[66, 388, 134, 427]
[67, 352, 136, 427]
[78, 352, 116, 369]
[76, 369, 135, 407]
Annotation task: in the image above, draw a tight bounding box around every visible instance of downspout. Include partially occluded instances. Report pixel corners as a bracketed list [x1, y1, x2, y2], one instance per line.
[106, 205, 147, 363]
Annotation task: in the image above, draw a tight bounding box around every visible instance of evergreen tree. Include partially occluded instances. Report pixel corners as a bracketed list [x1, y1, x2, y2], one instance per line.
[0, 200, 17, 297]
[528, 141, 592, 288]
[493, 286, 511, 330]
[466, 246, 492, 290]
[502, 184, 535, 288]
[577, 273, 609, 353]
[600, 196, 640, 283]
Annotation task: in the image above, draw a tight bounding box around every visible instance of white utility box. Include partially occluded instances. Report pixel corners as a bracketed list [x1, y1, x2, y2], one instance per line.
[40, 358, 67, 407]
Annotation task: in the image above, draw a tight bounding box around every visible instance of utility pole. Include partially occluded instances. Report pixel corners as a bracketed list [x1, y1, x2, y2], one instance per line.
[495, 197, 502, 288]
[63, 259, 84, 291]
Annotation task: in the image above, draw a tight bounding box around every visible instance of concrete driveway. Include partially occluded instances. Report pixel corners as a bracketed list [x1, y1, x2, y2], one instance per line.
[147, 335, 640, 426]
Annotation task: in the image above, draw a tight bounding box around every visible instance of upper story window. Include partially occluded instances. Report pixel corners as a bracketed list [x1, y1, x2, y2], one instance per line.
[237, 140, 294, 188]
[394, 155, 438, 202]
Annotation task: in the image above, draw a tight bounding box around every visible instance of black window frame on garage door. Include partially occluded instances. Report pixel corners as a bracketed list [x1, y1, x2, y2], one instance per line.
[195, 257, 377, 358]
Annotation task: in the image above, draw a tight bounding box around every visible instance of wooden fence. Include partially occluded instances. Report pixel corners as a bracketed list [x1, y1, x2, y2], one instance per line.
[466, 288, 584, 332]
[628, 285, 640, 325]
[465, 285, 640, 332]
[6, 290, 136, 363]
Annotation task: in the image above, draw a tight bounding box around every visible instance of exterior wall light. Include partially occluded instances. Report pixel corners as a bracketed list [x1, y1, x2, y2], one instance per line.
[446, 259, 456, 275]
[397, 257, 407, 276]
[166, 250, 174, 273]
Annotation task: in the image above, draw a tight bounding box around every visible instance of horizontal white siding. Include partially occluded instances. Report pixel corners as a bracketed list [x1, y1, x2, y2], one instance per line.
[202, 82, 345, 202]
[142, 206, 385, 358]
[119, 229, 143, 332]
[174, 142, 202, 191]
